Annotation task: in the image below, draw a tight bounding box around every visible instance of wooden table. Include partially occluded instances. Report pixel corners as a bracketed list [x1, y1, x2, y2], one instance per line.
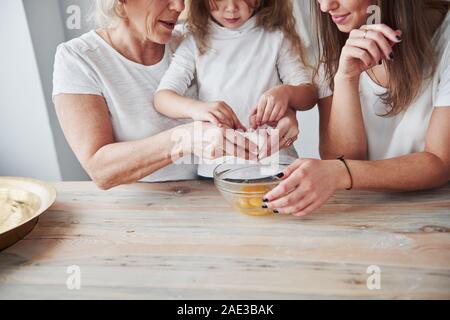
[0, 181, 449, 299]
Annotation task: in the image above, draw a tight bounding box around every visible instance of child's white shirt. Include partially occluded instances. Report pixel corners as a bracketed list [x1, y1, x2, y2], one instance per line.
[158, 17, 311, 177]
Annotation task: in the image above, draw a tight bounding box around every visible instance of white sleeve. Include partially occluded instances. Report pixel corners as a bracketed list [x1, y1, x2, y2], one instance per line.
[277, 36, 312, 86]
[314, 63, 333, 99]
[434, 43, 450, 108]
[169, 23, 189, 52]
[52, 44, 102, 100]
[157, 36, 197, 96]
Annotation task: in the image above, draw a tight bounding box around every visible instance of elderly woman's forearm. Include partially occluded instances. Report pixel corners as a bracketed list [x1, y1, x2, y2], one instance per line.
[85, 127, 186, 189]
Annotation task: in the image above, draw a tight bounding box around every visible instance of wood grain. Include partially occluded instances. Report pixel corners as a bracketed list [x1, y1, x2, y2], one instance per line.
[0, 180, 449, 299]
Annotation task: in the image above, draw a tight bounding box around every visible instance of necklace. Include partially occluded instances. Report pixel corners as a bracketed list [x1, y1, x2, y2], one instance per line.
[366, 62, 389, 88]
[366, 61, 389, 88]
[367, 64, 381, 86]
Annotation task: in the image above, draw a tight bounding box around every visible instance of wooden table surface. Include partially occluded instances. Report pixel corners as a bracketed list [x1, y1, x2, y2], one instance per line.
[0, 180, 449, 299]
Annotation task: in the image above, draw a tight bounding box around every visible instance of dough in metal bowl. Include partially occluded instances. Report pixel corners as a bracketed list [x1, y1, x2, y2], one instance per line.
[0, 188, 41, 234]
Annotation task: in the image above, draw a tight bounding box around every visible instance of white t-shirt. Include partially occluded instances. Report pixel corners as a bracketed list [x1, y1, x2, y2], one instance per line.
[319, 13, 450, 160]
[52, 30, 198, 182]
[157, 17, 312, 177]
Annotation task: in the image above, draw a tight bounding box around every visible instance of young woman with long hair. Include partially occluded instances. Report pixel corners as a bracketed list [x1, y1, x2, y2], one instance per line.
[264, 0, 450, 217]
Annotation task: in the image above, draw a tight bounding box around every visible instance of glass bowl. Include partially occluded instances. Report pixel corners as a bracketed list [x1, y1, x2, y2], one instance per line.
[213, 162, 289, 216]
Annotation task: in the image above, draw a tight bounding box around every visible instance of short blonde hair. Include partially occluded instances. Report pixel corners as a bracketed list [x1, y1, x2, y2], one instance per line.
[94, 0, 123, 28]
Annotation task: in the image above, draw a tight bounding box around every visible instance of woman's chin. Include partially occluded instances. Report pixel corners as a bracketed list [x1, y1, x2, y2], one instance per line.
[151, 32, 173, 45]
[335, 23, 354, 33]
[333, 16, 366, 34]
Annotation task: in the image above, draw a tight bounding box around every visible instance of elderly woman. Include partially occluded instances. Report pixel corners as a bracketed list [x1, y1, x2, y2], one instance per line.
[53, 0, 300, 190]
[264, 0, 450, 216]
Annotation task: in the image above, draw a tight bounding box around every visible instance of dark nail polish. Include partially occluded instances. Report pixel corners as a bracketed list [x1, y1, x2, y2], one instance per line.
[276, 173, 285, 179]
[273, 210, 279, 214]
[262, 204, 268, 209]
[262, 198, 269, 203]
[389, 52, 394, 60]
[396, 35, 402, 41]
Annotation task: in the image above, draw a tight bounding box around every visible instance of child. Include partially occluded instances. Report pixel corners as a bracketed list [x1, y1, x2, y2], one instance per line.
[155, 0, 318, 177]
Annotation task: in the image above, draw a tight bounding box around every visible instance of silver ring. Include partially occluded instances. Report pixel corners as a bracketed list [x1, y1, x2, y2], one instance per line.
[283, 136, 294, 147]
[363, 29, 368, 39]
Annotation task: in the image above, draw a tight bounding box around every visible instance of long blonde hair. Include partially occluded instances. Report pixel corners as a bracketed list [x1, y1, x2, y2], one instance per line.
[187, 0, 308, 66]
[312, 0, 449, 116]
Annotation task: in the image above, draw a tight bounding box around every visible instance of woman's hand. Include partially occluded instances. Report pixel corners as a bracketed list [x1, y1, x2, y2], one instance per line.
[190, 101, 246, 131]
[263, 159, 351, 217]
[177, 121, 256, 161]
[336, 24, 402, 80]
[248, 108, 299, 159]
[249, 85, 290, 129]
[275, 108, 300, 151]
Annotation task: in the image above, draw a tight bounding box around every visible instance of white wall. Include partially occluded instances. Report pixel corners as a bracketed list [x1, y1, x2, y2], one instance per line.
[58, 0, 95, 39]
[0, 0, 61, 181]
[22, 0, 90, 181]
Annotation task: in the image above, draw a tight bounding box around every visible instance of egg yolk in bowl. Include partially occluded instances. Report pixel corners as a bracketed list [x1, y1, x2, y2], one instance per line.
[232, 185, 274, 216]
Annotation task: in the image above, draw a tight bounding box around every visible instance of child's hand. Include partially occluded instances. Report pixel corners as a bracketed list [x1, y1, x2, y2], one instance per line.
[249, 86, 290, 129]
[193, 101, 246, 130]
